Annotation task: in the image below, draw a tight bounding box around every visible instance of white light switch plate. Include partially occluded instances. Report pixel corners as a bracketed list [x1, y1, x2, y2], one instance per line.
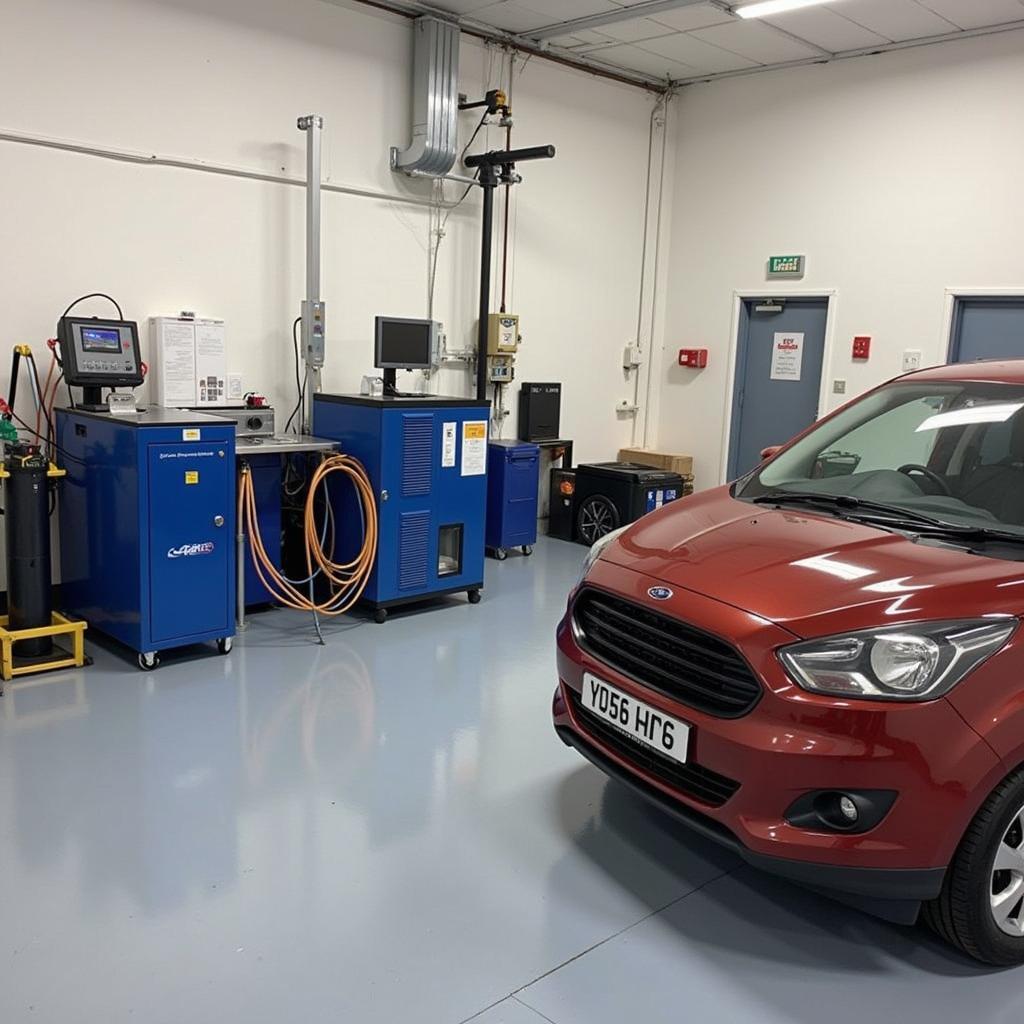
[902, 350, 923, 372]
[833, 379, 847, 395]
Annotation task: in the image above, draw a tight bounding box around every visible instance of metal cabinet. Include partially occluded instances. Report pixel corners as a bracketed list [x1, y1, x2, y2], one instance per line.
[57, 408, 235, 663]
[486, 440, 539, 557]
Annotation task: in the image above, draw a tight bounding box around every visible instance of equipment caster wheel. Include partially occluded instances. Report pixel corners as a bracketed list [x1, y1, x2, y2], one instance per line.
[373, 608, 389, 624]
[467, 589, 482, 605]
[217, 637, 233, 655]
[138, 651, 159, 671]
[522, 545, 533, 556]
[493, 548, 508, 561]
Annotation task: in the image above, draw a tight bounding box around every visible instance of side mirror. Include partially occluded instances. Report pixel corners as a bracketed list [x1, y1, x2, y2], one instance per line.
[760, 445, 782, 461]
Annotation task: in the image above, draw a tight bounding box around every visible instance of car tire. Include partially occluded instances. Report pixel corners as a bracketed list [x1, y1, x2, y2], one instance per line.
[923, 768, 1024, 965]
[577, 495, 620, 546]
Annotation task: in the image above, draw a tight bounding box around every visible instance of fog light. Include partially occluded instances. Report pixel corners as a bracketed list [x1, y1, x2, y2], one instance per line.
[839, 795, 858, 822]
[784, 789, 897, 835]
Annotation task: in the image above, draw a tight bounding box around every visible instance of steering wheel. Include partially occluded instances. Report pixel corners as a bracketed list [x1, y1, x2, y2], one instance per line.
[898, 463, 952, 496]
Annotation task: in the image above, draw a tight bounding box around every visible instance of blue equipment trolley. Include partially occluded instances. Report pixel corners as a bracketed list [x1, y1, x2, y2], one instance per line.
[485, 439, 539, 559]
[56, 407, 236, 669]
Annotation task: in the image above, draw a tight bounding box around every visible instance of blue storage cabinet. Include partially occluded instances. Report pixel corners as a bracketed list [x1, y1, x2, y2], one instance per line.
[313, 394, 490, 620]
[56, 408, 236, 667]
[486, 440, 539, 558]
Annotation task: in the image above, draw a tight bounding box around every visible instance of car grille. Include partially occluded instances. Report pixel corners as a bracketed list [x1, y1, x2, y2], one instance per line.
[567, 688, 740, 808]
[572, 588, 762, 718]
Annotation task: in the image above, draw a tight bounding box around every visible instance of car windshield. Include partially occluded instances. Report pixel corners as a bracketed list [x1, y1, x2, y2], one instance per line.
[737, 379, 1024, 539]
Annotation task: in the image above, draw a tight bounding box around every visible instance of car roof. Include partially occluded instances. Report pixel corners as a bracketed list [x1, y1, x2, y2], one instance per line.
[901, 359, 1024, 385]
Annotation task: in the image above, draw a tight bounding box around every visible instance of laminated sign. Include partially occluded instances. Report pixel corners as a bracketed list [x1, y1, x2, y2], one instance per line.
[461, 421, 487, 476]
[771, 332, 804, 381]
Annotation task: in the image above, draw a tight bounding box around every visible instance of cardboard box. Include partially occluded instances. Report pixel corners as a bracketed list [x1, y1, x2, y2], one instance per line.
[619, 448, 694, 477]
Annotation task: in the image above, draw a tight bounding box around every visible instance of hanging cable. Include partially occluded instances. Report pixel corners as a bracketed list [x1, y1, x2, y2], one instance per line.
[284, 316, 304, 435]
[238, 453, 377, 622]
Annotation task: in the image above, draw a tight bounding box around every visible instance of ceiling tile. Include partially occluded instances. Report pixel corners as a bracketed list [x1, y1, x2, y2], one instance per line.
[547, 27, 617, 46]
[596, 18, 679, 42]
[421, 0, 497, 13]
[639, 32, 759, 73]
[690, 20, 825, 62]
[913, 0, 1024, 30]
[649, 3, 735, 32]
[763, 6, 891, 50]
[835, 0, 961, 41]
[468, 1, 550, 32]
[589, 42, 695, 78]
[518, 0, 620, 26]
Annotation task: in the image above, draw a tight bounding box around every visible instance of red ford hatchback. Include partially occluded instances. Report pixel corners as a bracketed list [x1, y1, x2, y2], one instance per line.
[555, 361, 1024, 965]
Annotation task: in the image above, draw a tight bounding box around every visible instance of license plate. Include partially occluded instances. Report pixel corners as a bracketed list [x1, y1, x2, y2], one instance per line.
[581, 673, 690, 765]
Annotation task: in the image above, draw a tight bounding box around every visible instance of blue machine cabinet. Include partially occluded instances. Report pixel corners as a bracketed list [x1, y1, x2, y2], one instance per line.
[313, 394, 489, 621]
[486, 440, 539, 559]
[56, 407, 236, 668]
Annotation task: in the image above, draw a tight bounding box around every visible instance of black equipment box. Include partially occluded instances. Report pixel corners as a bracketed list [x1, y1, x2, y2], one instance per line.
[573, 462, 685, 545]
[548, 468, 576, 541]
[518, 382, 561, 441]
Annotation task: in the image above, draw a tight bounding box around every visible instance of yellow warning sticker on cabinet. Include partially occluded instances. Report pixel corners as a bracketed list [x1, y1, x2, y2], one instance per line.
[185, 471, 199, 485]
[461, 420, 487, 477]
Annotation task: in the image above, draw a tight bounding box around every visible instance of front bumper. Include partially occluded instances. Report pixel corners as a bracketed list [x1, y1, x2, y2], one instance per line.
[555, 560, 1006, 912]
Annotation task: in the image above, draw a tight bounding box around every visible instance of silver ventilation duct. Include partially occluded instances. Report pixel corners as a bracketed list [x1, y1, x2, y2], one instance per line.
[391, 16, 460, 177]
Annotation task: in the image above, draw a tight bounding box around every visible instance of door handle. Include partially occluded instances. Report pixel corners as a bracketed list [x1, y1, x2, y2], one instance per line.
[214, 515, 225, 527]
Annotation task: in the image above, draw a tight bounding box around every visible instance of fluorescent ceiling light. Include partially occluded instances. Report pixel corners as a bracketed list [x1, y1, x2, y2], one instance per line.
[736, 0, 839, 19]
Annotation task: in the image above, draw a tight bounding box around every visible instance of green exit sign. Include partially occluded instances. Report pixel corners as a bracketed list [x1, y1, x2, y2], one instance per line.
[768, 255, 805, 278]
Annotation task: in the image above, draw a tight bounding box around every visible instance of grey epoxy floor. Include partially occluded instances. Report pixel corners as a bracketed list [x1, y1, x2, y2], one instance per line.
[1, 537, 1022, 1023]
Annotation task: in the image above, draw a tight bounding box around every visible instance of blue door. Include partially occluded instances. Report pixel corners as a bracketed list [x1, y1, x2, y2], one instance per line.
[147, 442, 233, 644]
[728, 298, 829, 479]
[950, 298, 1024, 362]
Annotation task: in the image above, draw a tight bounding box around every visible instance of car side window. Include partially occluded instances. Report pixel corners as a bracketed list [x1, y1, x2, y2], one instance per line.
[978, 418, 1014, 467]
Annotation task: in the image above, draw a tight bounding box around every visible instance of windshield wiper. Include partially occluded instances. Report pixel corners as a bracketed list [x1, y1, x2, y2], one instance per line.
[751, 491, 1024, 545]
[750, 491, 949, 527]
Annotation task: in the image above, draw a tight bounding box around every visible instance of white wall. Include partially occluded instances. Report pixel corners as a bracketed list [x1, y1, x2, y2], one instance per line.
[0, 0, 664, 463]
[658, 28, 1024, 488]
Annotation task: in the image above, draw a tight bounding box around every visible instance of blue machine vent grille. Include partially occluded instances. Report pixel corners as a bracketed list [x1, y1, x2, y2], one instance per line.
[402, 415, 433, 497]
[399, 511, 430, 590]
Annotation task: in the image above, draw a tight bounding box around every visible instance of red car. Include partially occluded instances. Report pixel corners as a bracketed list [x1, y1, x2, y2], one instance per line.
[555, 360, 1024, 965]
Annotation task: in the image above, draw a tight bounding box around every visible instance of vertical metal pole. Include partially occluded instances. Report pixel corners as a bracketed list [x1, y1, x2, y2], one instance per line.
[298, 114, 325, 435]
[236, 465, 247, 631]
[476, 170, 496, 402]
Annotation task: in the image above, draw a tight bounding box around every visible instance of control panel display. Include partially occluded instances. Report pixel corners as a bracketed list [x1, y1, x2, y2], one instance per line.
[58, 316, 144, 389]
[81, 327, 123, 353]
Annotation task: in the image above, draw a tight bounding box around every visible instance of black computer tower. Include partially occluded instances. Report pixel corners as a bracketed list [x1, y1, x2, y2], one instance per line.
[518, 382, 561, 441]
[574, 462, 685, 545]
[548, 468, 576, 541]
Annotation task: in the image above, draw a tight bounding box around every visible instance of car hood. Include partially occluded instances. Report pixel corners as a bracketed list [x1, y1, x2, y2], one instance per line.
[600, 486, 1024, 639]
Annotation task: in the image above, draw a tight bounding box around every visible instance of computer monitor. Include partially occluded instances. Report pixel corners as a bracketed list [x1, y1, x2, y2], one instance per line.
[374, 316, 438, 370]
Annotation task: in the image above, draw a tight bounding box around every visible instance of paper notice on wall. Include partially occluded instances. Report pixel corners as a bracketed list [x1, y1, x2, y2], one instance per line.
[195, 319, 227, 405]
[442, 421, 456, 468]
[152, 319, 197, 406]
[771, 332, 805, 381]
[461, 420, 487, 476]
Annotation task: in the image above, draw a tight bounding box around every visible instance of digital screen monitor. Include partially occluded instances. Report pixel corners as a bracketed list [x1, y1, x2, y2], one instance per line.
[375, 317, 434, 370]
[81, 327, 123, 353]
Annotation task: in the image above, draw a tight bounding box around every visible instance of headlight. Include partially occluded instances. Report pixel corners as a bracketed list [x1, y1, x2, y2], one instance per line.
[778, 619, 1016, 702]
[575, 525, 629, 588]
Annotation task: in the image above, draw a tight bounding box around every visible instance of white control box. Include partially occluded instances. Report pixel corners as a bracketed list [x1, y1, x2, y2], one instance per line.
[149, 316, 227, 406]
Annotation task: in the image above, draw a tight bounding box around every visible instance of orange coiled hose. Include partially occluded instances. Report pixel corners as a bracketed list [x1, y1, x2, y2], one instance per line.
[238, 453, 378, 616]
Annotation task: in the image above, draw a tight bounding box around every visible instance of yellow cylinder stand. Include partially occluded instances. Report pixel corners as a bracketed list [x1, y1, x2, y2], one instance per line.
[0, 461, 87, 690]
